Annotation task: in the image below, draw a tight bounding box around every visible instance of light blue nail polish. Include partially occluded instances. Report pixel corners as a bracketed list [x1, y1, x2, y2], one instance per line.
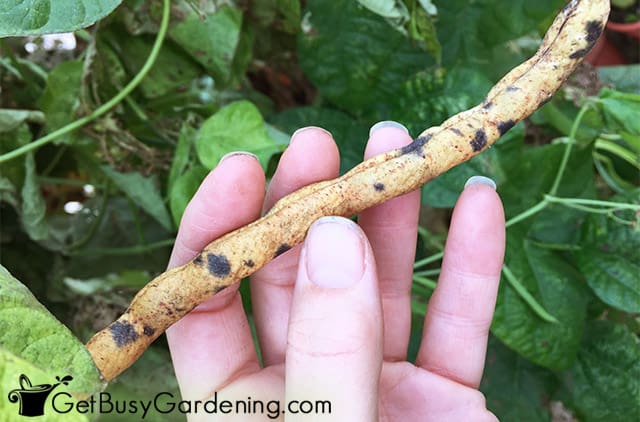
[219, 151, 258, 164]
[369, 121, 409, 137]
[464, 175, 497, 190]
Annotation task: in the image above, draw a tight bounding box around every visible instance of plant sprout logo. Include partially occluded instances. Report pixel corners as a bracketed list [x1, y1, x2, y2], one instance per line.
[7, 374, 73, 417]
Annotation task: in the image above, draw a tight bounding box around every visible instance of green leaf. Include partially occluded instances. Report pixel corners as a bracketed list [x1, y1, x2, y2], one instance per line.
[0, 109, 45, 132]
[481, 336, 557, 422]
[598, 65, 640, 94]
[435, 0, 563, 67]
[20, 153, 48, 241]
[169, 165, 208, 228]
[0, 0, 123, 38]
[492, 230, 588, 370]
[298, 0, 432, 117]
[269, 106, 370, 174]
[114, 32, 201, 99]
[598, 88, 640, 136]
[196, 100, 283, 170]
[392, 66, 493, 134]
[574, 190, 640, 313]
[168, 123, 198, 193]
[169, 5, 244, 86]
[563, 320, 640, 422]
[0, 265, 104, 396]
[38, 60, 83, 139]
[101, 166, 173, 232]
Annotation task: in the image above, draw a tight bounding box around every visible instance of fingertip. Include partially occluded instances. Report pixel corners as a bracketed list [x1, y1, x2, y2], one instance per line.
[365, 120, 413, 158]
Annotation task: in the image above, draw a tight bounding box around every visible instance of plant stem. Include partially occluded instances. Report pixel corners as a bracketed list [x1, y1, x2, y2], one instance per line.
[502, 264, 559, 323]
[505, 199, 549, 228]
[69, 238, 175, 256]
[413, 251, 444, 269]
[595, 138, 640, 169]
[545, 195, 640, 210]
[548, 101, 595, 196]
[0, 0, 171, 164]
[412, 275, 437, 290]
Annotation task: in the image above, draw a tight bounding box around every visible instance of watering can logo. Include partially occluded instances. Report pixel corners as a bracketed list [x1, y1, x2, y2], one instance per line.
[7, 374, 73, 417]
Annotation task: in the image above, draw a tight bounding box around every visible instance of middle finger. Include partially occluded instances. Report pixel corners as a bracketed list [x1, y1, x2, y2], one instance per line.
[358, 121, 421, 361]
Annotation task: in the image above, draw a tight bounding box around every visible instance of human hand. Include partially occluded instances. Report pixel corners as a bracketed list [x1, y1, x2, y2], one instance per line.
[166, 122, 505, 421]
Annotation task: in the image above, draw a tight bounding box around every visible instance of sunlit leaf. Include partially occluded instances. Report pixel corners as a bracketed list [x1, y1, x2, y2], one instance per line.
[0, 0, 123, 37]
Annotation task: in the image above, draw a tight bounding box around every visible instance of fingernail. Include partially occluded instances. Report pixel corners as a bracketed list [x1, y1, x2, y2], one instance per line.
[219, 151, 259, 164]
[305, 217, 365, 289]
[464, 175, 497, 190]
[290, 126, 333, 144]
[369, 121, 409, 137]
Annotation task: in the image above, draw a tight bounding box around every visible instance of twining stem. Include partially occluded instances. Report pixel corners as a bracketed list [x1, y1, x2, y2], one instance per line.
[502, 264, 559, 323]
[0, 0, 171, 164]
[549, 101, 596, 196]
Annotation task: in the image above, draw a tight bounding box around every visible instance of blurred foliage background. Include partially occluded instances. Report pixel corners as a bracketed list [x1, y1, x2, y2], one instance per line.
[0, 0, 639, 420]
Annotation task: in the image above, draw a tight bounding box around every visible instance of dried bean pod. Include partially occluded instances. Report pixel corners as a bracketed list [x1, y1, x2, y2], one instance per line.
[86, 0, 609, 382]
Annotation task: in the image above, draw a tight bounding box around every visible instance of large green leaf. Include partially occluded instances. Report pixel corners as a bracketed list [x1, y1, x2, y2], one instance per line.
[574, 190, 640, 313]
[0, 0, 122, 38]
[492, 231, 588, 370]
[434, 0, 563, 67]
[298, 0, 432, 118]
[169, 5, 244, 86]
[101, 166, 173, 232]
[563, 320, 640, 422]
[0, 265, 103, 397]
[195, 100, 283, 170]
[481, 336, 557, 422]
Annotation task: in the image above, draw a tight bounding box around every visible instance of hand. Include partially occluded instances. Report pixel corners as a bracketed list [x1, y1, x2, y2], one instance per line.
[166, 122, 505, 421]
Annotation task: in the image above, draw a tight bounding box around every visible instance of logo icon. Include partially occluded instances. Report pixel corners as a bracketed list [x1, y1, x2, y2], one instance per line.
[7, 374, 73, 417]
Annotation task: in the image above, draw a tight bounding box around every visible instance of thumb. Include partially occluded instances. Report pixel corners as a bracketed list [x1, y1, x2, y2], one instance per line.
[285, 217, 383, 421]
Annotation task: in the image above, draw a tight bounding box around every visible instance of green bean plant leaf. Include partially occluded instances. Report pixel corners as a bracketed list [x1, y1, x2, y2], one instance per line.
[101, 166, 173, 232]
[0, 0, 123, 38]
[562, 320, 640, 422]
[195, 100, 284, 171]
[0, 265, 104, 396]
[574, 190, 640, 313]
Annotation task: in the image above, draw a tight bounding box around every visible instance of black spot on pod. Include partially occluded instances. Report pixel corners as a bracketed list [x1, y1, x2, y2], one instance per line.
[482, 101, 493, 110]
[143, 326, 155, 337]
[506, 85, 519, 92]
[110, 321, 139, 347]
[194, 254, 204, 265]
[470, 129, 487, 152]
[585, 20, 604, 44]
[275, 243, 291, 258]
[207, 253, 231, 277]
[497, 120, 516, 136]
[570, 20, 603, 59]
[243, 259, 255, 268]
[373, 182, 385, 191]
[449, 127, 463, 136]
[400, 135, 431, 157]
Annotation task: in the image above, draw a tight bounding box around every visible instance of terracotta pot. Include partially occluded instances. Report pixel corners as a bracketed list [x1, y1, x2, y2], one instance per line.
[606, 19, 640, 40]
[586, 32, 627, 66]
